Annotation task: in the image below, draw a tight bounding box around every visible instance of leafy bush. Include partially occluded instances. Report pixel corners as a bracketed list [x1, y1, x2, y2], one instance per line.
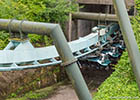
[93, 51, 140, 100]
[0, 31, 9, 50]
[0, 0, 78, 48]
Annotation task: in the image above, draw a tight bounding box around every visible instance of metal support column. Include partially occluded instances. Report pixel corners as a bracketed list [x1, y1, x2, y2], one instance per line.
[0, 19, 92, 100]
[50, 25, 92, 100]
[112, 0, 140, 90]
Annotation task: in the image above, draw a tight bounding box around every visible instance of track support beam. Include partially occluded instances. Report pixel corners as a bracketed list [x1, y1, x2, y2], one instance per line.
[51, 25, 92, 100]
[113, 0, 140, 90]
[0, 19, 92, 100]
[72, 12, 132, 21]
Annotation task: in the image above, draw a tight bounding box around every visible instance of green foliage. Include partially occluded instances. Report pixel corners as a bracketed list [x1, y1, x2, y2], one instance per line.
[7, 82, 64, 100]
[0, 0, 78, 48]
[0, 0, 78, 23]
[94, 1, 140, 99]
[93, 51, 140, 100]
[135, 0, 140, 14]
[8, 87, 53, 100]
[10, 93, 17, 98]
[0, 31, 9, 50]
[131, 0, 140, 44]
[131, 17, 140, 44]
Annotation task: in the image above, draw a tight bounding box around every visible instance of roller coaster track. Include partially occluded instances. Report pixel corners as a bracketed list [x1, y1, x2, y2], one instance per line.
[0, 1, 138, 98]
[0, 23, 124, 71]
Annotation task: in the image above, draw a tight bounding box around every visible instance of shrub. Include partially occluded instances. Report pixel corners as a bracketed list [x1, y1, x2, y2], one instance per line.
[93, 51, 140, 100]
[0, 0, 78, 48]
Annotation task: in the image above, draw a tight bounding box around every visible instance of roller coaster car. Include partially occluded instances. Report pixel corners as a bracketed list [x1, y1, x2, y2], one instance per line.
[86, 53, 111, 67]
[85, 23, 122, 67]
[93, 23, 120, 44]
[101, 47, 121, 58]
[106, 23, 120, 35]
[112, 40, 125, 50]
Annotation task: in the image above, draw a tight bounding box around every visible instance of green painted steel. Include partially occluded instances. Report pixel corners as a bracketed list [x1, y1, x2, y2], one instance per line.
[0, 19, 92, 100]
[72, 12, 132, 21]
[50, 25, 92, 100]
[113, 0, 140, 90]
[0, 19, 55, 35]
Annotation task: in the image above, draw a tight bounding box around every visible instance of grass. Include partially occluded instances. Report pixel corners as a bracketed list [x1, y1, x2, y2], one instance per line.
[7, 81, 66, 100]
[93, 51, 140, 100]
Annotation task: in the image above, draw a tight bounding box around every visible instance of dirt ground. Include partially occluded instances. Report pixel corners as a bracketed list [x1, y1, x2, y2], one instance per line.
[43, 85, 78, 100]
[42, 66, 114, 100]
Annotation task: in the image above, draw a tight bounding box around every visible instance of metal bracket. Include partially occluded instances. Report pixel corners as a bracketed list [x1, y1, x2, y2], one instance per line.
[8, 18, 15, 38]
[61, 58, 77, 67]
[19, 19, 28, 40]
[104, 13, 108, 25]
[98, 13, 101, 25]
[8, 19, 28, 41]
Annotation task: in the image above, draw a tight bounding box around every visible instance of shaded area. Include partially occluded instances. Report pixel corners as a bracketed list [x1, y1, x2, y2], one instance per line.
[81, 66, 114, 93]
[43, 85, 78, 100]
[41, 67, 114, 100]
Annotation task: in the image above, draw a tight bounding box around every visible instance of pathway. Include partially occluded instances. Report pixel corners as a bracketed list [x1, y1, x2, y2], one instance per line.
[42, 85, 78, 100]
